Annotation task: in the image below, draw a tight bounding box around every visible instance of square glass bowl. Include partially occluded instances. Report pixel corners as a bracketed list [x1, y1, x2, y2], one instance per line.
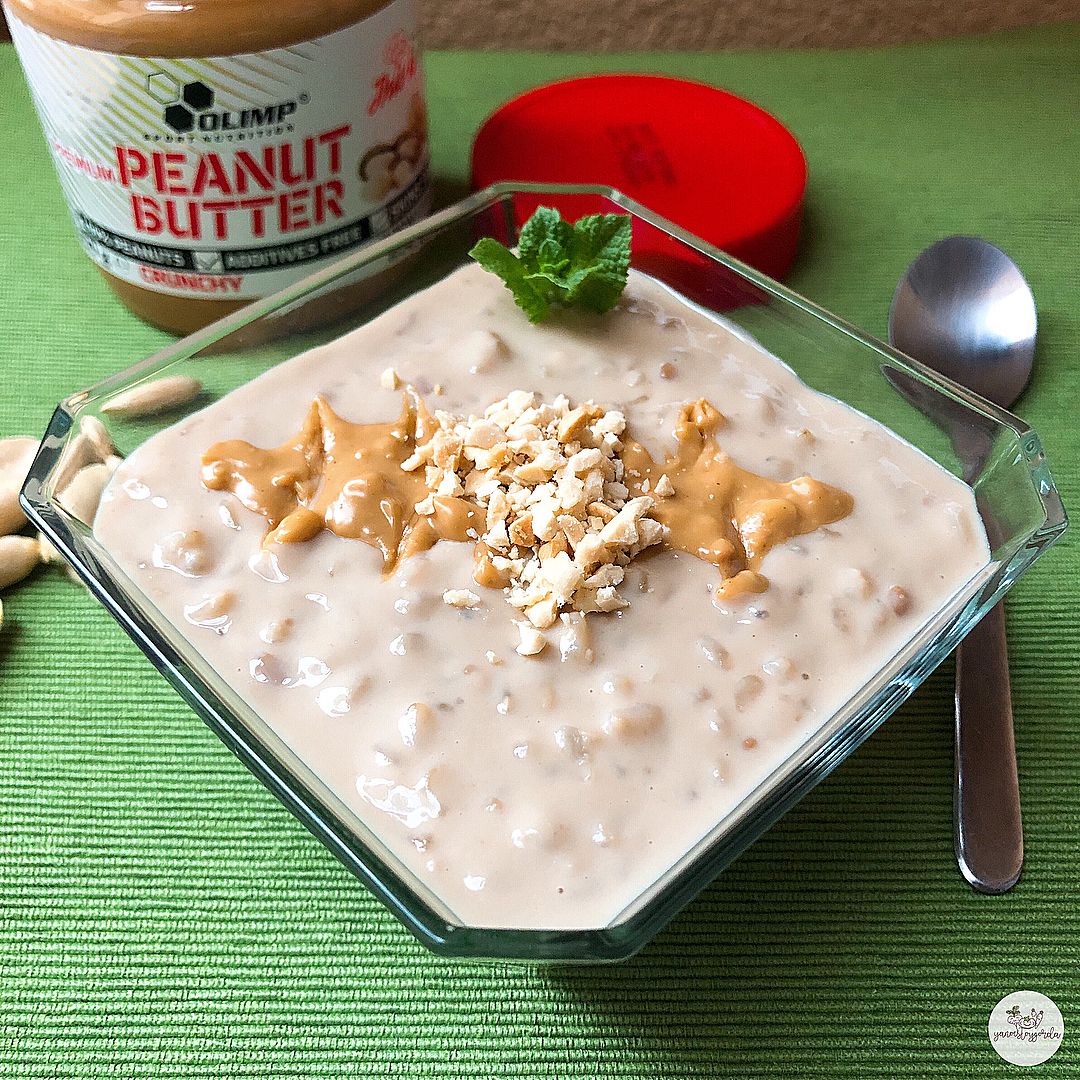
[22, 184, 1066, 962]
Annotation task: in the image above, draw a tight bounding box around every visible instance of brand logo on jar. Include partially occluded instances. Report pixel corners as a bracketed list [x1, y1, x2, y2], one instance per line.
[145, 73, 304, 137]
[367, 32, 417, 116]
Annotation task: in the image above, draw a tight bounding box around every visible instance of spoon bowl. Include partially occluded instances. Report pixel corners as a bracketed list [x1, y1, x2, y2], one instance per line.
[889, 236, 1036, 408]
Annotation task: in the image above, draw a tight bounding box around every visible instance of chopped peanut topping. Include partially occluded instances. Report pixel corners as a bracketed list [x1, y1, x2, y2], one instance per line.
[443, 589, 482, 609]
[410, 390, 666, 649]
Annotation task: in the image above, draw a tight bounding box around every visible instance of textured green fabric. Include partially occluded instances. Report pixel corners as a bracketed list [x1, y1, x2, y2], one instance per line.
[2, 24, 1078, 1078]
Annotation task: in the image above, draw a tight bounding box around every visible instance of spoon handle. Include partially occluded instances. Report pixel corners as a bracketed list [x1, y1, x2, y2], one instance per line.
[954, 600, 1023, 893]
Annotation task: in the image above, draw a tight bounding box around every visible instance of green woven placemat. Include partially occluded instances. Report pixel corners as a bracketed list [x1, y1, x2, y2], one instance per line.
[2, 25, 1078, 1078]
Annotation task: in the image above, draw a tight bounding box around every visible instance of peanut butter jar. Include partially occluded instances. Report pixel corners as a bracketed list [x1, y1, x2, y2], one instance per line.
[4, 0, 432, 333]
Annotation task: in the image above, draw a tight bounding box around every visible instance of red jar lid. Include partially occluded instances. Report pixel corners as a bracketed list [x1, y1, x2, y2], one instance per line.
[471, 74, 806, 280]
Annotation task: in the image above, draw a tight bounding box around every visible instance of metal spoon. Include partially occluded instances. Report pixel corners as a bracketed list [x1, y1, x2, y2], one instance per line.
[889, 235, 1037, 894]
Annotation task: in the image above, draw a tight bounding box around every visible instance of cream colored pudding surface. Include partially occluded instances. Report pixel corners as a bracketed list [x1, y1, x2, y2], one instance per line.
[95, 264, 989, 930]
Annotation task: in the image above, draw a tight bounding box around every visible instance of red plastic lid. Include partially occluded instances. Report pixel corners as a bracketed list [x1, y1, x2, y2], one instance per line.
[471, 75, 806, 280]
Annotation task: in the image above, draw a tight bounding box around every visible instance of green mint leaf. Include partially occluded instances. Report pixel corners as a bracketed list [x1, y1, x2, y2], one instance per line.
[469, 207, 632, 321]
[563, 213, 633, 313]
[517, 207, 575, 273]
[467, 236, 550, 323]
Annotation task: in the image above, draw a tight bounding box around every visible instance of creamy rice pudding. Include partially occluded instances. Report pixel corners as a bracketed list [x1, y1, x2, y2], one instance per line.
[95, 263, 989, 929]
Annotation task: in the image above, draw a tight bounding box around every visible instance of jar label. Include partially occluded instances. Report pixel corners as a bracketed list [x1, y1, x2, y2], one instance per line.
[9, 2, 432, 300]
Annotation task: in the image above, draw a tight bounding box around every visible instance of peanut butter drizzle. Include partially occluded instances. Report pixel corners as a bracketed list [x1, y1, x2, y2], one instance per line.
[622, 400, 854, 601]
[200, 394, 853, 595]
[201, 393, 479, 573]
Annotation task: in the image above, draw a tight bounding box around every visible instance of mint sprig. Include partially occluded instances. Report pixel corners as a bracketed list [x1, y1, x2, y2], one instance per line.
[469, 207, 632, 323]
